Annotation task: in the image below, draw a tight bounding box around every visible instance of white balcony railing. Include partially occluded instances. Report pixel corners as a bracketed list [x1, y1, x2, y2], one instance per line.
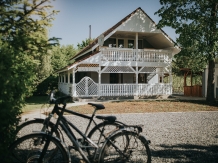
[101, 48, 172, 62]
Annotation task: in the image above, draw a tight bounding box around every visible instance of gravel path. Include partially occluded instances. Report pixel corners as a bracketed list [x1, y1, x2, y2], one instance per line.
[64, 111, 218, 163]
[20, 111, 218, 162]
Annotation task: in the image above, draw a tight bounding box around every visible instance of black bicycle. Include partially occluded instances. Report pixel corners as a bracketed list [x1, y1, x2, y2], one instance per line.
[10, 96, 151, 162]
[16, 95, 143, 153]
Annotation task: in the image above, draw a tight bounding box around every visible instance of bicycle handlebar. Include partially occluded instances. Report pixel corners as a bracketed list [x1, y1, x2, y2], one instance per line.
[50, 96, 72, 105]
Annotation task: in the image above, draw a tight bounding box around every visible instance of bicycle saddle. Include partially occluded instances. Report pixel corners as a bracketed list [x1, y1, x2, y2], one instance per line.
[88, 103, 105, 110]
[95, 115, 116, 123]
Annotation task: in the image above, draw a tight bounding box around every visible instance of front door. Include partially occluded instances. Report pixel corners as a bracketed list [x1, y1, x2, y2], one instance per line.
[110, 73, 119, 83]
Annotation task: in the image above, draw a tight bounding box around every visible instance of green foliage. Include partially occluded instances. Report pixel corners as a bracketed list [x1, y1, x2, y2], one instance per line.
[172, 49, 207, 75]
[77, 38, 94, 50]
[34, 44, 78, 95]
[0, 0, 58, 160]
[155, 0, 218, 102]
[51, 44, 78, 71]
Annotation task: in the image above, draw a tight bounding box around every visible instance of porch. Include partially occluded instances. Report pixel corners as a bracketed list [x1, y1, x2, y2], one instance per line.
[58, 77, 172, 97]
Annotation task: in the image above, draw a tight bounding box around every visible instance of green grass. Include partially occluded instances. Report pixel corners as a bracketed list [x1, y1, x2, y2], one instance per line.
[23, 96, 50, 113]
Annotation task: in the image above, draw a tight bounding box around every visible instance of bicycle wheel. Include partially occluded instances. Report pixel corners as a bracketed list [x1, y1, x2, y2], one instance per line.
[99, 130, 151, 163]
[16, 119, 60, 139]
[86, 121, 120, 157]
[9, 133, 69, 163]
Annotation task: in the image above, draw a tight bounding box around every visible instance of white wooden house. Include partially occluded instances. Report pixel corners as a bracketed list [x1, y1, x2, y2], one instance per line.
[57, 7, 180, 98]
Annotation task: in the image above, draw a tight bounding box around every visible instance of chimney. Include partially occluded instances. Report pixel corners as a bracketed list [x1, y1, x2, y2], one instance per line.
[89, 25, 91, 40]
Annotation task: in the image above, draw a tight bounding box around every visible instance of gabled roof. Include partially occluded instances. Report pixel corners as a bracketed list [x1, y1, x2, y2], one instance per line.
[70, 7, 178, 61]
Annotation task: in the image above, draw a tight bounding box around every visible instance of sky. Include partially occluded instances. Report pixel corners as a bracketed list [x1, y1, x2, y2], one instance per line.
[48, 0, 178, 46]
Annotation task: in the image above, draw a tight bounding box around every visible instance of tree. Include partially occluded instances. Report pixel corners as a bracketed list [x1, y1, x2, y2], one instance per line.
[77, 38, 94, 50]
[172, 47, 207, 75]
[0, 0, 58, 160]
[51, 44, 78, 71]
[35, 44, 78, 94]
[155, 0, 218, 103]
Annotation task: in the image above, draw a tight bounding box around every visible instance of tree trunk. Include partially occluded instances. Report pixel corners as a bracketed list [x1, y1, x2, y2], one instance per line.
[206, 59, 215, 103]
[206, 2, 217, 103]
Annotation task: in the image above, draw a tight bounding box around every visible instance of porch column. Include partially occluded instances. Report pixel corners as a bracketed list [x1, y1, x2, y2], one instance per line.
[72, 68, 76, 97]
[98, 64, 101, 97]
[63, 72, 66, 83]
[135, 32, 138, 50]
[161, 72, 164, 83]
[169, 72, 172, 94]
[135, 33, 139, 97]
[68, 71, 70, 83]
[136, 67, 138, 96]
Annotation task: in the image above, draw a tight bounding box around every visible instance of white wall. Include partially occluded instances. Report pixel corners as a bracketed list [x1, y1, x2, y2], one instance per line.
[117, 9, 161, 33]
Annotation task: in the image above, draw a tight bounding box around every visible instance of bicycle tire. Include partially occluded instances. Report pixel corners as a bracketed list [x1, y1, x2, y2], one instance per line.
[86, 121, 121, 159]
[8, 133, 69, 163]
[16, 119, 60, 139]
[99, 130, 151, 163]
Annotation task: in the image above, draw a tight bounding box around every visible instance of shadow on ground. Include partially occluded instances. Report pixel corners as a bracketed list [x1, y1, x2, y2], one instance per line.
[152, 143, 218, 163]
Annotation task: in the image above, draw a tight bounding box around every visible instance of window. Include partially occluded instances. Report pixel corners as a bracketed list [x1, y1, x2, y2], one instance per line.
[138, 40, 143, 49]
[118, 39, 124, 48]
[103, 38, 116, 47]
[139, 73, 146, 83]
[128, 40, 134, 48]
[133, 73, 147, 83]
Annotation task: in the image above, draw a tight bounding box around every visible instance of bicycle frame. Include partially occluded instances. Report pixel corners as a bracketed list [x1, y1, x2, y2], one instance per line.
[44, 102, 130, 163]
[63, 107, 100, 136]
[36, 96, 142, 163]
[57, 115, 97, 163]
[47, 103, 114, 162]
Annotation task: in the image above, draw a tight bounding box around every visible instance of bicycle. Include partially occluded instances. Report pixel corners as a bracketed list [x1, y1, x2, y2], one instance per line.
[10, 96, 151, 162]
[16, 95, 143, 152]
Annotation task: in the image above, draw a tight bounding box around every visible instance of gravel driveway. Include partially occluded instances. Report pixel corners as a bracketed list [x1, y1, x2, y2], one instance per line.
[65, 111, 218, 163]
[20, 111, 218, 162]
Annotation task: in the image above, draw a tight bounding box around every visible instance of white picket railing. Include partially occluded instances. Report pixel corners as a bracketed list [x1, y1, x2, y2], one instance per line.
[100, 84, 172, 96]
[58, 82, 172, 97]
[101, 48, 172, 62]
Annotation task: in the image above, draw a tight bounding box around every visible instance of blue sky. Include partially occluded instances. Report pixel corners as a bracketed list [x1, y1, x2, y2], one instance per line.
[49, 0, 178, 46]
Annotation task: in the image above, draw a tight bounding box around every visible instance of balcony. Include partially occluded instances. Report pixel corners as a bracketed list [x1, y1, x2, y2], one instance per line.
[100, 47, 172, 63]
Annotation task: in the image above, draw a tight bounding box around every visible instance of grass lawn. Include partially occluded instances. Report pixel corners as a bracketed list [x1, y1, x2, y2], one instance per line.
[23, 96, 50, 113]
[23, 96, 218, 114]
[68, 100, 218, 114]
